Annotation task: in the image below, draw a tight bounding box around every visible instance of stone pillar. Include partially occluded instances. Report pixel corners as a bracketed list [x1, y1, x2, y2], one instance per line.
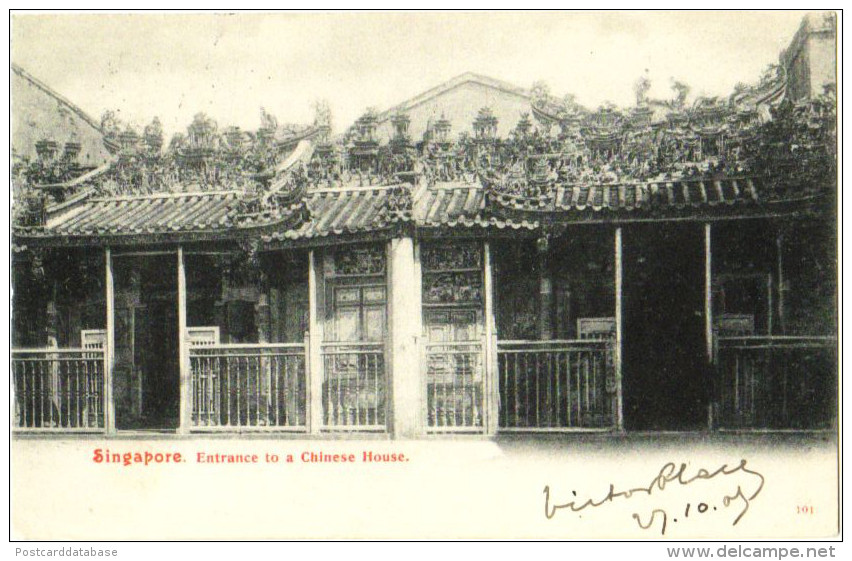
[255, 284, 271, 424]
[215, 255, 230, 343]
[705, 223, 713, 361]
[776, 230, 786, 335]
[537, 236, 553, 340]
[177, 247, 191, 434]
[614, 228, 624, 432]
[705, 223, 715, 431]
[483, 241, 498, 435]
[46, 281, 59, 349]
[307, 250, 324, 433]
[45, 280, 60, 428]
[105, 248, 116, 433]
[389, 237, 423, 438]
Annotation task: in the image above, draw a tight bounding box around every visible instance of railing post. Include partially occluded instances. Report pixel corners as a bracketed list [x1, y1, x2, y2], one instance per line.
[308, 250, 324, 434]
[177, 247, 191, 434]
[613, 227, 624, 432]
[104, 248, 116, 434]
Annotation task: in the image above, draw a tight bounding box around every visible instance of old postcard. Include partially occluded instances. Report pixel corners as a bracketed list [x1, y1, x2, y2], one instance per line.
[8, 11, 840, 541]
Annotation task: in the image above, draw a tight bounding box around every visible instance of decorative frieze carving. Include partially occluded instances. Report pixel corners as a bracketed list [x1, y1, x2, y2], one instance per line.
[423, 272, 482, 305]
[422, 242, 482, 271]
[422, 242, 483, 306]
[332, 245, 386, 276]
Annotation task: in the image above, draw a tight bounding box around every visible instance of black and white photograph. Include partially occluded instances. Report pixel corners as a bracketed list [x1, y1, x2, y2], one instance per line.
[7, 10, 840, 541]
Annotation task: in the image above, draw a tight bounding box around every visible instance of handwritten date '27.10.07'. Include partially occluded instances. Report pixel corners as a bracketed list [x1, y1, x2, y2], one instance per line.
[543, 459, 765, 536]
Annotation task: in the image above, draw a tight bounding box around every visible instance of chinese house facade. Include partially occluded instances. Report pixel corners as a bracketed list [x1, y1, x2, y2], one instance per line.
[10, 14, 837, 437]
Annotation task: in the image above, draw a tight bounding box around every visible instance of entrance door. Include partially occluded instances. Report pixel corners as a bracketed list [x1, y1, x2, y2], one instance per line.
[622, 224, 708, 430]
[423, 309, 485, 430]
[323, 245, 388, 428]
[421, 241, 486, 431]
[114, 254, 180, 430]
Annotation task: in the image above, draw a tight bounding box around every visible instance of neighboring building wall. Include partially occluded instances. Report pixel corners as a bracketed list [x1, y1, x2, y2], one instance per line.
[11, 65, 112, 166]
[807, 29, 837, 97]
[781, 12, 837, 101]
[376, 78, 532, 143]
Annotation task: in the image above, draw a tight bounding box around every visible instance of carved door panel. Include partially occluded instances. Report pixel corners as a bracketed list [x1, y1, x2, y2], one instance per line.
[331, 285, 386, 342]
[423, 308, 485, 430]
[421, 240, 487, 430]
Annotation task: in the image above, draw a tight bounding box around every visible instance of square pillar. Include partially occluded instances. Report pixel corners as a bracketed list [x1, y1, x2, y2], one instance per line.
[177, 247, 191, 434]
[776, 230, 786, 334]
[705, 223, 713, 362]
[307, 250, 324, 433]
[388, 237, 423, 438]
[614, 227, 624, 432]
[537, 236, 554, 340]
[483, 241, 498, 435]
[104, 248, 116, 433]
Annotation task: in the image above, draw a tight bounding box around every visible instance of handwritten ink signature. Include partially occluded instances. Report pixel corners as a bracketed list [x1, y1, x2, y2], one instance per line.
[543, 459, 765, 535]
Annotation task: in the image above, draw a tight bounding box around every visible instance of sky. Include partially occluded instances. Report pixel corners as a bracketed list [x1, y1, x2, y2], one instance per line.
[11, 11, 809, 140]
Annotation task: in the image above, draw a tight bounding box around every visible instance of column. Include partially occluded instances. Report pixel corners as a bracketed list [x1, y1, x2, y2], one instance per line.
[307, 250, 324, 433]
[105, 248, 116, 433]
[46, 279, 59, 427]
[177, 247, 191, 434]
[614, 228, 624, 432]
[705, 223, 713, 361]
[776, 230, 785, 334]
[389, 237, 422, 438]
[704, 223, 714, 430]
[255, 274, 271, 424]
[483, 241, 498, 435]
[46, 280, 59, 349]
[214, 254, 229, 343]
[537, 236, 553, 340]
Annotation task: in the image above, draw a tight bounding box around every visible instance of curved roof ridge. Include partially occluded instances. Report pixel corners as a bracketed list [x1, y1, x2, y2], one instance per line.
[311, 182, 407, 194]
[89, 189, 241, 202]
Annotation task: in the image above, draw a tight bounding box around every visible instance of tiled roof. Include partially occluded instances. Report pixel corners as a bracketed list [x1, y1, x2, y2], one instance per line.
[266, 185, 401, 241]
[416, 183, 485, 225]
[553, 178, 760, 211]
[43, 191, 240, 236]
[19, 176, 766, 245]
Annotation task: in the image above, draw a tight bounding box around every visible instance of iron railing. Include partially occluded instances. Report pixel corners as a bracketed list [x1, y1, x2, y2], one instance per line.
[424, 340, 486, 432]
[12, 348, 106, 431]
[715, 336, 837, 430]
[189, 343, 307, 431]
[497, 340, 615, 430]
[321, 342, 386, 430]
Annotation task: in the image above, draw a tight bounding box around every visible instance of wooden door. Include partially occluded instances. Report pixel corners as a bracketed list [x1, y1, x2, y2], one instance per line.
[421, 241, 486, 431]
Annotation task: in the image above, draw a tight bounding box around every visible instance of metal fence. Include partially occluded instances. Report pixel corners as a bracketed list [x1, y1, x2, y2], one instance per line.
[424, 340, 486, 432]
[321, 342, 386, 430]
[189, 343, 307, 430]
[497, 340, 615, 430]
[715, 336, 837, 430]
[12, 348, 106, 431]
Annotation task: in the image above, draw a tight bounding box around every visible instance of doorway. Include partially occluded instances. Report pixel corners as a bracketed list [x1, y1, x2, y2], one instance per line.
[622, 224, 709, 430]
[113, 254, 180, 430]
